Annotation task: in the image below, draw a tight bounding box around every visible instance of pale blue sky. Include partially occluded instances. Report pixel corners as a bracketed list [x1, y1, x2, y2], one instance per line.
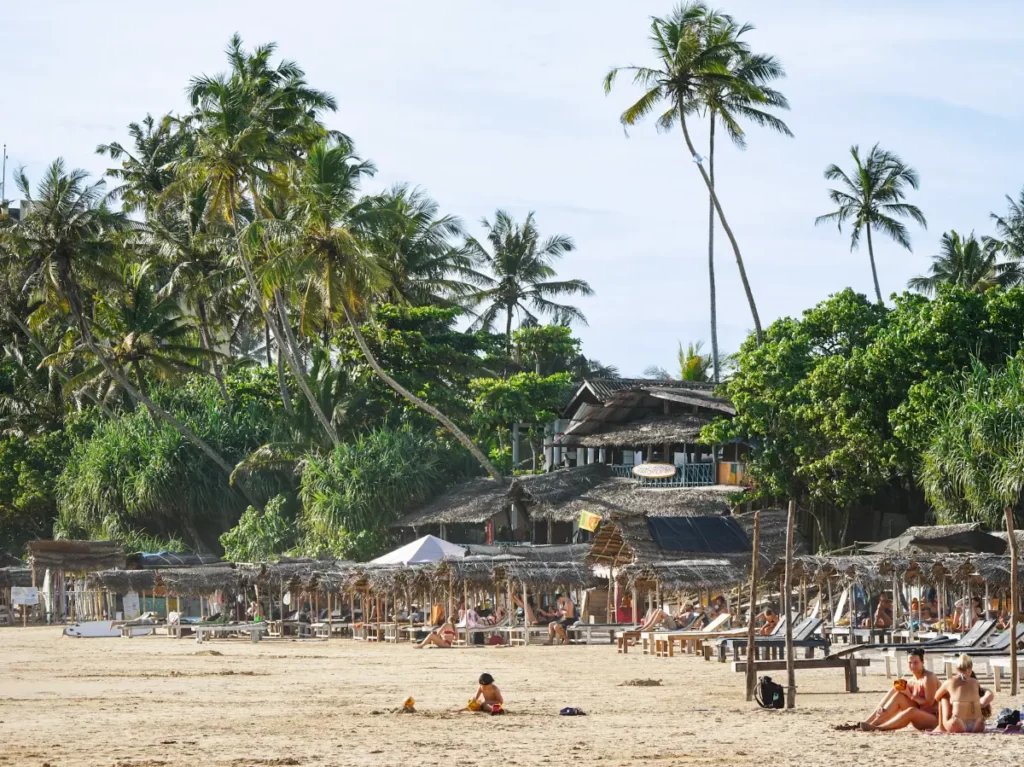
[3, 1, 1023, 375]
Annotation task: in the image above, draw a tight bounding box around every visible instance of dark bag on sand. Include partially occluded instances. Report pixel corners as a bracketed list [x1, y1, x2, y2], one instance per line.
[755, 676, 784, 709]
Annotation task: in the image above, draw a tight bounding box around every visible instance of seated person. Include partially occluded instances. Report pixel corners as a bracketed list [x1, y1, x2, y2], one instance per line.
[862, 595, 893, 628]
[932, 655, 993, 733]
[546, 593, 577, 645]
[416, 620, 458, 648]
[536, 599, 560, 622]
[486, 606, 507, 625]
[754, 608, 778, 636]
[468, 673, 503, 713]
[511, 594, 540, 626]
[996, 609, 1012, 631]
[860, 648, 939, 731]
[672, 602, 698, 630]
[457, 605, 485, 629]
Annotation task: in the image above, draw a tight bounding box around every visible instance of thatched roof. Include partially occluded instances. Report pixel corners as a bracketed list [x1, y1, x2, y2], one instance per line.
[128, 552, 223, 568]
[863, 523, 1007, 555]
[396, 476, 510, 526]
[27, 540, 125, 571]
[87, 569, 158, 594]
[156, 565, 240, 595]
[0, 567, 33, 588]
[589, 515, 750, 567]
[617, 556, 749, 592]
[464, 543, 590, 563]
[0, 552, 24, 568]
[732, 508, 811, 564]
[530, 480, 737, 522]
[435, 555, 600, 589]
[560, 413, 713, 448]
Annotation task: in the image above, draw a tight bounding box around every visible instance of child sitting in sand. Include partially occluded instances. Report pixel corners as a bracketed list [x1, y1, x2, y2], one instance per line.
[464, 673, 504, 713]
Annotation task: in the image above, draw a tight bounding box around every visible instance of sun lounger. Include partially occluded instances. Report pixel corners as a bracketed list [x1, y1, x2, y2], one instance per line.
[881, 619, 998, 677]
[194, 621, 267, 644]
[633, 613, 735, 656]
[717, 617, 827, 662]
[615, 611, 686, 653]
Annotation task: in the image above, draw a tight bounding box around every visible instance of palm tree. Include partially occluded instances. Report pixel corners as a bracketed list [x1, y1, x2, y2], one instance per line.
[44, 260, 219, 402]
[987, 187, 1024, 262]
[372, 184, 486, 309]
[695, 7, 791, 379]
[815, 144, 927, 303]
[182, 35, 342, 446]
[605, 2, 767, 344]
[279, 138, 505, 482]
[96, 114, 186, 215]
[5, 159, 246, 490]
[466, 210, 592, 342]
[909, 231, 1017, 296]
[678, 340, 713, 381]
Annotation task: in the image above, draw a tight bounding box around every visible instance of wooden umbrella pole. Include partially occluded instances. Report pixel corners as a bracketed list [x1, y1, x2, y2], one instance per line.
[1005, 505, 1018, 696]
[448, 571, 453, 623]
[783, 500, 796, 709]
[463, 581, 470, 645]
[745, 511, 761, 702]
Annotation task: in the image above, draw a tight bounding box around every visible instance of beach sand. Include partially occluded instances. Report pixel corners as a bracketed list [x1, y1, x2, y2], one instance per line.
[1, 627, 1021, 767]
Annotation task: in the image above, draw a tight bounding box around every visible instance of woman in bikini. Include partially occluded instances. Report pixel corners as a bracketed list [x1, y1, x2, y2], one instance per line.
[415, 620, 458, 648]
[932, 655, 994, 733]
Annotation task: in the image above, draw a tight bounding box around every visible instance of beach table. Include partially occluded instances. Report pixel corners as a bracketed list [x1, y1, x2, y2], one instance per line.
[195, 622, 267, 644]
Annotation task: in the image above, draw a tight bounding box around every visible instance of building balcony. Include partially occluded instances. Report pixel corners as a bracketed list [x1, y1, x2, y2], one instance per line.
[610, 462, 716, 487]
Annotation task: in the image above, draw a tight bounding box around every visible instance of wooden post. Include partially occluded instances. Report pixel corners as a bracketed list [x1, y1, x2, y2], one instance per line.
[745, 511, 761, 702]
[1005, 506, 1018, 696]
[784, 500, 796, 709]
[463, 580, 470, 645]
[848, 580, 856, 647]
[522, 582, 530, 645]
[631, 587, 638, 625]
[328, 591, 333, 639]
[447, 571, 453, 623]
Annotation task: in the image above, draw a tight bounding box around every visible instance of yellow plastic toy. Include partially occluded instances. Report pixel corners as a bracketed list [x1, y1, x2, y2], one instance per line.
[467, 699, 482, 711]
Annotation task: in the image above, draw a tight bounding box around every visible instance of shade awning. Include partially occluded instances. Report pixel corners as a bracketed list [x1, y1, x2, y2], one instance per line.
[370, 535, 467, 565]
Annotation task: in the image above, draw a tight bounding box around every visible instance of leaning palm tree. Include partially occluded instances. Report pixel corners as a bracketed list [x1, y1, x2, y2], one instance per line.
[815, 144, 927, 303]
[4, 159, 245, 490]
[908, 231, 1017, 296]
[276, 138, 505, 483]
[466, 210, 592, 341]
[605, 2, 767, 344]
[695, 7, 791, 378]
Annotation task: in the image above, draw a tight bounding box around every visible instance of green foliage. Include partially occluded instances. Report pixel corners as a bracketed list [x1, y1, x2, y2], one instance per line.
[705, 287, 1024, 515]
[469, 372, 574, 430]
[297, 427, 475, 560]
[921, 357, 1024, 528]
[219, 494, 297, 562]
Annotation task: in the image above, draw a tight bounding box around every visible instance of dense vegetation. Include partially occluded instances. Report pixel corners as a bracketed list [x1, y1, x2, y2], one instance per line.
[0, 38, 605, 560]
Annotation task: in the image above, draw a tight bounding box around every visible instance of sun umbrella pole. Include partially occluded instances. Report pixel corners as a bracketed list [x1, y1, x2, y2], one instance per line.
[745, 511, 761, 702]
[1005, 505, 1018, 696]
[784, 500, 796, 709]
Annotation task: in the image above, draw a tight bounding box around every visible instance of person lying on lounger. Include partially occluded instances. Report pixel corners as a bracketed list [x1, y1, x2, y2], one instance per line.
[754, 608, 778, 636]
[545, 594, 576, 645]
[415, 620, 458, 649]
[860, 648, 939, 731]
[931, 655, 994, 733]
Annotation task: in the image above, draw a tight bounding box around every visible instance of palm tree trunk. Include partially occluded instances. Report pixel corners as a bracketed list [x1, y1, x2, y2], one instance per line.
[264, 321, 273, 367]
[59, 272, 255, 505]
[197, 298, 231, 406]
[227, 194, 340, 447]
[341, 301, 505, 484]
[865, 223, 883, 304]
[708, 116, 721, 383]
[276, 340, 293, 416]
[679, 109, 763, 345]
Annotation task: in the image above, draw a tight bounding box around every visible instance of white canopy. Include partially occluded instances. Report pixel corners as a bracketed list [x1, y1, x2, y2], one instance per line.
[370, 535, 467, 565]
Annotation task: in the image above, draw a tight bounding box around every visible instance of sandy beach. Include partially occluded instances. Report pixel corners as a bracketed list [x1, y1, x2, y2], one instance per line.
[1, 628, 1021, 767]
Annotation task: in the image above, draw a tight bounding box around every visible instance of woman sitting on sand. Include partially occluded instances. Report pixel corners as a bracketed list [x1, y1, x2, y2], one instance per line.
[416, 620, 458, 649]
[931, 655, 994, 733]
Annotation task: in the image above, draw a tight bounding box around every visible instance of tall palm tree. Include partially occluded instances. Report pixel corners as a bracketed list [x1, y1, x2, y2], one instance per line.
[279, 139, 505, 482]
[605, 2, 767, 344]
[466, 210, 591, 342]
[677, 340, 713, 381]
[96, 114, 186, 215]
[4, 159, 246, 490]
[182, 35, 342, 446]
[987, 187, 1024, 262]
[815, 144, 927, 303]
[696, 7, 791, 379]
[908, 231, 1017, 295]
[372, 184, 486, 309]
[44, 260, 219, 402]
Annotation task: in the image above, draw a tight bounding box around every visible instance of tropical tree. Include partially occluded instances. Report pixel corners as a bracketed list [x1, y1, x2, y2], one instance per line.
[182, 34, 342, 446]
[909, 231, 1017, 296]
[279, 139, 506, 482]
[466, 210, 591, 342]
[987, 187, 1024, 262]
[815, 143, 927, 303]
[605, 2, 768, 344]
[678, 340, 713, 381]
[694, 6, 791, 379]
[3, 160, 246, 491]
[96, 114, 186, 215]
[372, 184, 485, 309]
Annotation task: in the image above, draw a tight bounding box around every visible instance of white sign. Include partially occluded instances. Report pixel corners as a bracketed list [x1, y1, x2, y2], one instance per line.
[632, 462, 678, 479]
[122, 591, 140, 619]
[11, 586, 39, 606]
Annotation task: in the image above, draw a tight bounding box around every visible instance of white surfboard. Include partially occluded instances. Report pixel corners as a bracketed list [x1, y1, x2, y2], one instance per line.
[62, 621, 154, 638]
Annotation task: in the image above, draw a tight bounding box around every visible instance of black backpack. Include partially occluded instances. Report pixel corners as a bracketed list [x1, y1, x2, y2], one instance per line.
[755, 676, 784, 709]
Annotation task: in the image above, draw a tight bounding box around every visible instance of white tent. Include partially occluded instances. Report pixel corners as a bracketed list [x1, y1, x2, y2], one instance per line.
[370, 535, 467, 565]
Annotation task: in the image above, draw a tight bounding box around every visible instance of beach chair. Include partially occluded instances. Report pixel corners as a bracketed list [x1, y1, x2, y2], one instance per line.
[718, 617, 826, 662]
[615, 610, 665, 653]
[641, 613, 736, 657]
[881, 619, 998, 678]
[460, 613, 513, 646]
[938, 624, 1024, 680]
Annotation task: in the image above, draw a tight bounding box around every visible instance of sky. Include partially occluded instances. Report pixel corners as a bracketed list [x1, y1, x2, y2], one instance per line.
[3, 1, 1024, 376]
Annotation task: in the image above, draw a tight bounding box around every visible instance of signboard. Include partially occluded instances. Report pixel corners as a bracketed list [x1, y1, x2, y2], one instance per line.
[578, 510, 602, 533]
[631, 462, 678, 480]
[11, 586, 38, 606]
[122, 591, 140, 619]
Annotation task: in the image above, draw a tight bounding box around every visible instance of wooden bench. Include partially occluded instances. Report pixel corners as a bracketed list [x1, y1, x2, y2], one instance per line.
[195, 623, 267, 644]
[731, 657, 870, 692]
